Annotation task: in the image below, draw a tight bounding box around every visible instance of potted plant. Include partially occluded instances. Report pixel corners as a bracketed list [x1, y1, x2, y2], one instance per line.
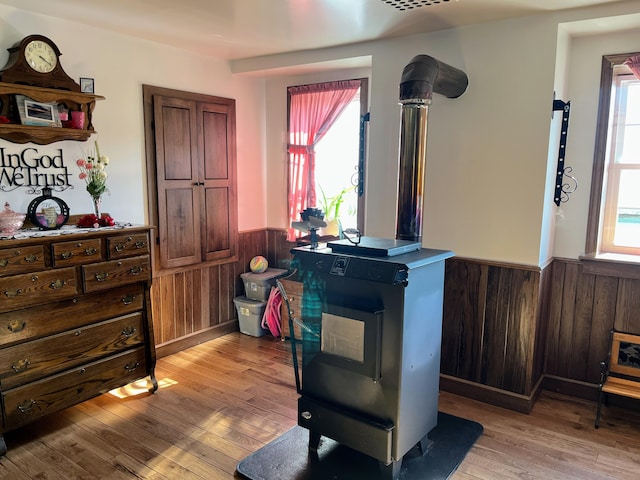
[318, 185, 355, 236]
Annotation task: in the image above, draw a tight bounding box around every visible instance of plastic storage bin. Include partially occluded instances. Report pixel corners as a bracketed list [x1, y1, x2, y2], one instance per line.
[241, 268, 288, 301]
[234, 296, 268, 337]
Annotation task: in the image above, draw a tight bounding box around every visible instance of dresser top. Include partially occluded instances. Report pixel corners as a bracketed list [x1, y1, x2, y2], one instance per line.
[0, 223, 152, 247]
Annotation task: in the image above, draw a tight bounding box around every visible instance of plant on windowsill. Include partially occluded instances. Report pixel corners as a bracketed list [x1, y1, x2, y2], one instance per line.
[318, 185, 355, 237]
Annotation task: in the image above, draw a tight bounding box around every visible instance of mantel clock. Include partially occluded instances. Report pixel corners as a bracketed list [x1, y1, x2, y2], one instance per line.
[0, 35, 80, 91]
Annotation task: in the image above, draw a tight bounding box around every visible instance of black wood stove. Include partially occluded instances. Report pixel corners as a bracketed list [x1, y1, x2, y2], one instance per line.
[291, 243, 452, 479]
[286, 55, 468, 480]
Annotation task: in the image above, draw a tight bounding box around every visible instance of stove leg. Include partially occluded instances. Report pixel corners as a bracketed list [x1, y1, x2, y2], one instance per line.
[417, 434, 434, 456]
[378, 459, 402, 480]
[308, 430, 321, 452]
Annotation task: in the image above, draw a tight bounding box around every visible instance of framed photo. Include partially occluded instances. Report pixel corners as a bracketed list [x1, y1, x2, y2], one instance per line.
[80, 77, 95, 94]
[15, 95, 62, 127]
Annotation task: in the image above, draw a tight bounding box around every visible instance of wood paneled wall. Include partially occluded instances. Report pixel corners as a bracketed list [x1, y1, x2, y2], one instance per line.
[151, 227, 639, 411]
[440, 258, 550, 411]
[151, 229, 295, 356]
[544, 258, 640, 393]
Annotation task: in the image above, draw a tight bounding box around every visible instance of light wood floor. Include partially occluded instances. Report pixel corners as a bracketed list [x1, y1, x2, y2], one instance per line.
[1, 332, 639, 479]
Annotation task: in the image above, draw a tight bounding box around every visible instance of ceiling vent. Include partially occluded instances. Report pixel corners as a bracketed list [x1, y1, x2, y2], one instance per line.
[380, 0, 451, 11]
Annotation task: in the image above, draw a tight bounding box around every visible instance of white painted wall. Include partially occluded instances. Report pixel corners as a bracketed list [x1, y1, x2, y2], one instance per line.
[553, 26, 640, 259]
[4, 1, 639, 268]
[239, 16, 560, 265]
[235, 0, 640, 267]
[0, 5, 266, 230]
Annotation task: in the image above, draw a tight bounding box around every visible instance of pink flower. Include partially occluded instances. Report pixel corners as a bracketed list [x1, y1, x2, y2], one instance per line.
[79, 172, 87, 180]
[85, 163, 93, 170]
[76, 159, 86, 167]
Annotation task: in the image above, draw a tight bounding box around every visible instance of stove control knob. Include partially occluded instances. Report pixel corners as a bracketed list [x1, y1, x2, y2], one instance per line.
[301, 411, 312, 420]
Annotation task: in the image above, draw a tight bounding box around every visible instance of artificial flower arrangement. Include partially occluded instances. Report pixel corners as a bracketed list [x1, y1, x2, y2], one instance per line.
[76, 141, 114, 227]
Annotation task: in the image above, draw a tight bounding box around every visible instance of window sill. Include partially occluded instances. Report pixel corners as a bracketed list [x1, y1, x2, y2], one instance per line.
[580, 253, 640, 279]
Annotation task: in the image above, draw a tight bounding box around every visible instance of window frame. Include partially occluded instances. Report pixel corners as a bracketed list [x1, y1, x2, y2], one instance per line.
[286, 77, 369, 237]
[585, 52, 640, 257]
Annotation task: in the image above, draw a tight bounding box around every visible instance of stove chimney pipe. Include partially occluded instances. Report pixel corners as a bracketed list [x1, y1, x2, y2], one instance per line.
[396, 55, 468, 243]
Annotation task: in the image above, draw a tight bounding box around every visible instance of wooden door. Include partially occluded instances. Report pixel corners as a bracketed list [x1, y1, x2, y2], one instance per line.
[150, 90, 237, 270]
[154, 95, 201, 269]
[199, 102, 237, 262]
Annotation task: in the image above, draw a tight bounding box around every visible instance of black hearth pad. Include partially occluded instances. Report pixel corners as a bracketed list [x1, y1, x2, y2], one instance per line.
[236, 412, 483, 480]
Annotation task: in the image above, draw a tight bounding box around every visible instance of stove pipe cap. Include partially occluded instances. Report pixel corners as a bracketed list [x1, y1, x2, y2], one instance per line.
[399, 55, 468, 102]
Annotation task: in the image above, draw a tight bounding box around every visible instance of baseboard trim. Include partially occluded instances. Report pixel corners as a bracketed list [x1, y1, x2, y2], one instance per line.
[542, 375, 599, 402]
[439, 374, 544, 414]
[156, 321, 239, 358]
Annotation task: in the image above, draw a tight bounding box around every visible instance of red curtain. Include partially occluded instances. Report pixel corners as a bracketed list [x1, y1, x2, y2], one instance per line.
[287, 80, 360, 241]
[624, 55, 640, 80]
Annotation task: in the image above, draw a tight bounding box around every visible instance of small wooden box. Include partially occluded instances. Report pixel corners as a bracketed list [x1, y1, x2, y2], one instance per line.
[278, 278, 303, 341]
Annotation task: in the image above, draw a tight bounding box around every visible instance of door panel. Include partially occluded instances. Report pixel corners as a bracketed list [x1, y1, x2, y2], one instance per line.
[203, 187, 231, 261]
[154, 95, 201, 269]
[161, 104, 195, 180]
[165, 188, 200, 265]
[202, 109, 229, 180]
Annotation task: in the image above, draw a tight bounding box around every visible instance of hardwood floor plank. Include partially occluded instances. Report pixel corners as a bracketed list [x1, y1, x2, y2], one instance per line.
[1, 332, 640, 479]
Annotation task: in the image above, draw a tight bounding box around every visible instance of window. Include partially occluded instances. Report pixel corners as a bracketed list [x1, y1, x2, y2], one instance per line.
[286, 79, 368, 241]
[586, 53, 640, 256]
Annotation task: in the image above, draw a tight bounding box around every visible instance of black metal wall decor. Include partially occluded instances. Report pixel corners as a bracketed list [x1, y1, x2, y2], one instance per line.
[553, 98, 578, 206]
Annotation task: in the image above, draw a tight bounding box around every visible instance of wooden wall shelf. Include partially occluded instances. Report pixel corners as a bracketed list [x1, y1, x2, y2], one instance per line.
[0, 82, 104, 144]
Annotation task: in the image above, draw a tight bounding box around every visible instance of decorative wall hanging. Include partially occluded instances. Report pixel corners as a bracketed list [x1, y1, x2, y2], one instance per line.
[552, 98, 577, 206]
[27, 186, 70, 230]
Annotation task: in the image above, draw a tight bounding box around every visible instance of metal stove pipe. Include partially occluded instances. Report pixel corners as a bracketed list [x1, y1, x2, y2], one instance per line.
[396, 55, 468, 242]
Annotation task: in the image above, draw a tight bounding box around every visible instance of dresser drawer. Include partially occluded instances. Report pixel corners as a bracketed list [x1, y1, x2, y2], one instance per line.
[0, 245, 45, 277]
[2, 347, 147, 431]
[83, 255, 151, 293]
[0, 267, 78, 313]
[107, 233, 150, 259]
[0, 312, 145, 389]
[0, 285, 145, 348]
[51, 238, 103, 267]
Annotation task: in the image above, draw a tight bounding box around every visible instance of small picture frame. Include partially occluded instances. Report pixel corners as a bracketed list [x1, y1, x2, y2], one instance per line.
[80, 77, 95, 94]
[15, 95, 62, 127]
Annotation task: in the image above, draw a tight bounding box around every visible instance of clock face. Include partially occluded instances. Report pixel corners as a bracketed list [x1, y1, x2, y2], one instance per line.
[24, 39, 58, 74]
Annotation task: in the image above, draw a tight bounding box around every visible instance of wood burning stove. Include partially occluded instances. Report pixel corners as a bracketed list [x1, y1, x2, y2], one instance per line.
[290, 245, 453, 479]
[286, 54, 468, 480]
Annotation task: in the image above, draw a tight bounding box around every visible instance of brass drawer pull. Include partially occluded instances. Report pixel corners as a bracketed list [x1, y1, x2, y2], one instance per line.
[61, 252, 74, 259]
[129, 265, 143, 276]
[24, 254, 38, 263]
[7, 319, 26, 333]
[4, 288, 22, 297]
[31, 274, 38, 282]
[122, 294, 136, 305]
[124, 361, 140, 373]
[122, 326, 137, 337]
[0, 259, 8, 268]
[134, 241, 147, 249]
[95, 272, 109, 282]
[17, 399, 37, 413]
[85, 247, 97, 255]
[114, 244, 125, 252]
[49, 279, 66, 290]
[12, 358, 30, 372]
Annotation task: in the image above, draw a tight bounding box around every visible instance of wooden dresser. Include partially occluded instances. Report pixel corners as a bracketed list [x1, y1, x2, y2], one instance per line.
[0, 226, 157, 455]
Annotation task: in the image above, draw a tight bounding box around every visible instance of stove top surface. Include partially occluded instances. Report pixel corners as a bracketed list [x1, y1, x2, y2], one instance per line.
[327, 237, 421, 257]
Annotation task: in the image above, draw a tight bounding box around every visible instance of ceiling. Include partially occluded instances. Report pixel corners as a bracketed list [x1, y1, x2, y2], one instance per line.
[0, 0, 628, 60]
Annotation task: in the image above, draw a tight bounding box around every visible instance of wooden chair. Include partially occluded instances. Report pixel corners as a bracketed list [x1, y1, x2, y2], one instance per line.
[595, 329, 640, 428]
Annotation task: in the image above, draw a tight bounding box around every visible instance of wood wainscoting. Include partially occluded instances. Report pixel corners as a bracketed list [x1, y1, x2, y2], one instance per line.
[543, 258, 640, 401]
[440, 257, 551, 413]
[151, 227, 640, 414]
[151, 229, 294, 358]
